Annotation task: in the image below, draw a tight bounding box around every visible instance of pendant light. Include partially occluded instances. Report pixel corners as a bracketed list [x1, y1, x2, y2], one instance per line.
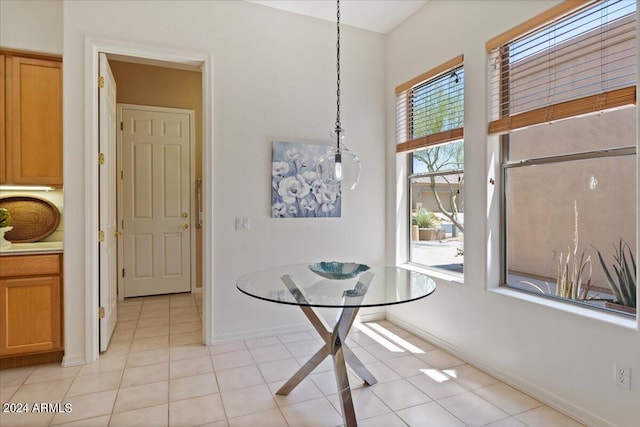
[319, 0, 361, 191]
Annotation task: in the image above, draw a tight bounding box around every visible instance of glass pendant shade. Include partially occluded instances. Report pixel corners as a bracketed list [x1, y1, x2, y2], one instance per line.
[318, 129, 361, 191]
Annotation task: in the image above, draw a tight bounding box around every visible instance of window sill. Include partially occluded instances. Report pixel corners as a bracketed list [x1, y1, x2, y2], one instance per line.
[489, 287, 638, 330]
[399, 263, 464, 285]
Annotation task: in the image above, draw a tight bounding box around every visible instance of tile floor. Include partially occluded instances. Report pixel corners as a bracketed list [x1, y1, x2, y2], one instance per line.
[0, 293, 586, 427]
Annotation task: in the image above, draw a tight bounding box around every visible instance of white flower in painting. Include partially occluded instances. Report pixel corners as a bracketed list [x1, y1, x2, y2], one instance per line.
[284, 148, 299, 161]
[278, 175, 311, 203]
[272, 161, 290, 177]
[316, 185, 338, 205]
[321, 203, 336, 213]
[301, 171, 318, 186]
[300, 197, 318, 212]
[272, 202, 286, 217]
[288, 205, 298, 216]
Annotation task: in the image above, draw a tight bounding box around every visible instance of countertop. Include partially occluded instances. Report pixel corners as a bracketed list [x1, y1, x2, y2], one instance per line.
[0, 241, 64, 256]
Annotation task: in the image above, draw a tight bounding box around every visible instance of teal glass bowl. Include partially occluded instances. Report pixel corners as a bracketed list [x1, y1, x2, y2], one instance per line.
[308, 262, 370, 280]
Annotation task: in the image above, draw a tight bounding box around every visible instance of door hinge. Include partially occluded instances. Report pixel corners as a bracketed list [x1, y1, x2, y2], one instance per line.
[122, 268, 125, 278]
[121, 219, 124, 229]
[98, 152, 105, 165]
[120, 122, 123, 131]
[99, 307, 105, 318]
[98, 75, 105, 88]
[99, 230, 105, 242]
[120, 170, 124, 179]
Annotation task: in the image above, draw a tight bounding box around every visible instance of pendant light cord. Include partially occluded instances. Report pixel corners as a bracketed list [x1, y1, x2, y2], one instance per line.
[335, 0, 341, 133]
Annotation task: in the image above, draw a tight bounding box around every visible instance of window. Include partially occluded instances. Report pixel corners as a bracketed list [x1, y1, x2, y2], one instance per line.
[489, 0, 637, 316]
[396, 56, 464, 273]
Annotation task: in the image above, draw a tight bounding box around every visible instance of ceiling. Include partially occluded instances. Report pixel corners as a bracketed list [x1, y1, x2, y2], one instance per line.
[246, 0, 429, 34]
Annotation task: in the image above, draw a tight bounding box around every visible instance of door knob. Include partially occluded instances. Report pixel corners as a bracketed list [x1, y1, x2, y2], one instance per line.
[182, 212, 189, 218]
[182, 223, 189, 229]
[114, 231, 122, 237]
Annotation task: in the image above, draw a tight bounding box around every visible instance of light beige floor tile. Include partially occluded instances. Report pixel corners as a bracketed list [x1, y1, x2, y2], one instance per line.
[170, 295, 197, 308]
[295, 355, 334, 374]
[117, 305, 141, 315]
[416, 349, 466, 369]
[139, 307, 170, 320]
[361, 343, 409, 361]
[357, 412, 407, 427]
[170, 355, 213, 379]
[0, 385, 18, 402]
[445, 364, 499, 390]
[277, 331, 315, 343]
[361, 361, 402, 383]
[133, 324, 170, 339]
[248, 344, 292, 364]
[383, 354, 433, 378]
[216, 365, 265, 392]
[126, 347, 170, 368]
[369, 378, 431, 411]
[283, 339, 322, 358]
[209, 341, 247, 355]
[170, 321, 201, 335]
[221, 383, 277, 418]
[137, 316, 170, 329]
[100, 341, 131, 357]
[54, 414, 111, 427]
[77, 355, 126, 377]
[268, 377, 324, 407]
[396, 401, 466, 427]
[170, 313, 201, 325]
[438, 391, 509, 427]
[381, 325, 416, 339]
[121, 363, 169, 388]
[169, 331, 202, 346]
[257, 358, 301, 383]
[170, 372, 219, 402]
[109, 404, 169, 427]
[9, 377, 72, 402]
[66, 370, 122, 397]
[280, 397, 344, 427]
[170, 306, 198, 317]
[169, 393, 226, 426]
[113, 380, 168, 413]
[0, 367, 35, 390]
[117, 311, 140, 322]
[228, 407, 287, 427]
[50, 389, 117, 425]
[245, 336, 280, 349]
[516, 405, 585, 427]
[110, 328, 135, 343]
[485, 417, 529, 427]
[129, 335, 169, 353]
[327, 387, 390, 421]
[109, 403, 168, 427]
[0, 408, 54, 427]
[24, 364, 80, 385]
[407, 368, 467, 400]
[346, 331, 377, 347]
[474, 382, 542, 415]
[170, 343, 211, 361]
[349, 345, 378, 364]
[309, 369, 364, 396]
[212, 349, 255, 371]
[403, 335, 438, 352]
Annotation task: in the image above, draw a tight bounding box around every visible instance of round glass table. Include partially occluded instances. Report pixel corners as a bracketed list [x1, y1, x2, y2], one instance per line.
[236, 263, 436, 426]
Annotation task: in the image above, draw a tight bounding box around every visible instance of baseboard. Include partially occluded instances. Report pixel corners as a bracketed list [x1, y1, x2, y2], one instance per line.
[61, 353, 86, 367]
[386, 313, 617, 427]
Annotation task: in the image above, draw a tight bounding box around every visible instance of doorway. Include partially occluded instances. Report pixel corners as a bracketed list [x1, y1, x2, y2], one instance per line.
[94, 50, 208, 355]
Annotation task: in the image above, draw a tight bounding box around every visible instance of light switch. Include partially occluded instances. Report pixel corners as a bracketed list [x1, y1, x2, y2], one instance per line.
[235, 216, 250, 231]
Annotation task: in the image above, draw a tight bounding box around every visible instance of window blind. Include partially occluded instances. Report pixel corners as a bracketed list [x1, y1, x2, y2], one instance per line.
[488, 0, 636, 135]
[396, 55, 464, 153]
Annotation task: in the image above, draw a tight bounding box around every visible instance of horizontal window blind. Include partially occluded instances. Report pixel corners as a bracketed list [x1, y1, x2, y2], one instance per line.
[396, 56, 464, 153]
[488, 0, 636, 135]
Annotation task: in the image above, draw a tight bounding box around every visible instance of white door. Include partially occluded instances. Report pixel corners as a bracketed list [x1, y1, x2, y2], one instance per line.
[98, 53, 118, 351]
[120, 106, 192, 297]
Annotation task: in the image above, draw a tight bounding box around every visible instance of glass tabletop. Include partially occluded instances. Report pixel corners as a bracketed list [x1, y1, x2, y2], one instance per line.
[236, 263, 436, 308]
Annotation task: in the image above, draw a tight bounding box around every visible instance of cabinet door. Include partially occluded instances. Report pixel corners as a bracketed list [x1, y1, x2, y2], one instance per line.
[6, 56, 62, 186]
[0, 275, 62, 355]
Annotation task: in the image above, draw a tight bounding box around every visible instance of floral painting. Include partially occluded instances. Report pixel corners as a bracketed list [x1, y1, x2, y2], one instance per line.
[272, 141, 341, 218]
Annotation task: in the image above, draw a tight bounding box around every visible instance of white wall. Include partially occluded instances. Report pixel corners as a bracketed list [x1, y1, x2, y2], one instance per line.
[386, 2, 640, 427]
[62, 0, 386, 358]
[0, 0, 62, 54]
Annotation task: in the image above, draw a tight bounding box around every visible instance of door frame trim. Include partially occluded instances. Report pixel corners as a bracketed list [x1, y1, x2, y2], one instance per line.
[81, 37, 214, 365]
[116, 103, 197, 298]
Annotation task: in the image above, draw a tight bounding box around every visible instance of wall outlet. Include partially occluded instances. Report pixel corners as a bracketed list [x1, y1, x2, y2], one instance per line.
[614, 364, 631, 389]
[235, 217, 250, 231]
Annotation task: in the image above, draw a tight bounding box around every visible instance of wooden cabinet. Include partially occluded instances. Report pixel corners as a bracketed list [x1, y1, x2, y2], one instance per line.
[0, 52, 62, 186]
[0, 254, 62, 356]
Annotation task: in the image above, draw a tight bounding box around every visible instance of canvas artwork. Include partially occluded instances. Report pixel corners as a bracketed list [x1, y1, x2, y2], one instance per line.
[272, 141, 341, 218]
